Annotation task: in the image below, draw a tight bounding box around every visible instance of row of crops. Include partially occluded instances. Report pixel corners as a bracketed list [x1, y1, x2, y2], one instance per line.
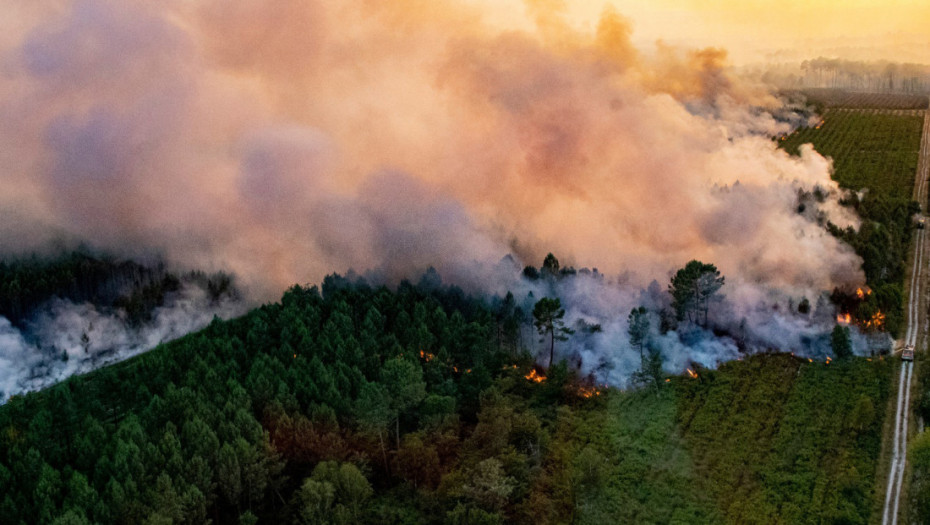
[780, 110, 924, 199]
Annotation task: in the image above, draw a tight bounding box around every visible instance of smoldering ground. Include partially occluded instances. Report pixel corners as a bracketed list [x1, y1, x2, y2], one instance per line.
[0, 0, 872, 394]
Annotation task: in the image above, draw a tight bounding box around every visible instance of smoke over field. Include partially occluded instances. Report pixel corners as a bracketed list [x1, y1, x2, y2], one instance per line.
[0, 0, 873, 391]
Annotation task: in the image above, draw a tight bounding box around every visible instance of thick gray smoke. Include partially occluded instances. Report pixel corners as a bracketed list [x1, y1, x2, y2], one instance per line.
[0, 1, 875, 390]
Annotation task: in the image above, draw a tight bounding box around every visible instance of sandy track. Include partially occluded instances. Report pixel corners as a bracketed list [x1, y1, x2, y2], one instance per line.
[882, 109, 930, 525]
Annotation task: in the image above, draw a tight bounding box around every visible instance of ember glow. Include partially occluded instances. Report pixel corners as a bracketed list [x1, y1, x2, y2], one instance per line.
[577, 385, 602, 399]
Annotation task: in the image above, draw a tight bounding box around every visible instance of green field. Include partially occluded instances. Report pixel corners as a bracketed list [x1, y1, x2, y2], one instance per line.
[781, 110, 923, 200]
[571, 354, 892, 525]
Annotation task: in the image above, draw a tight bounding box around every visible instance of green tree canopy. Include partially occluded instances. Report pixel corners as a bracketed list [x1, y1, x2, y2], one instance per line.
[669, 261, 725, 328]
[831, 325, 853, 359]
[381, 357, 427, 448]
[533, 297, 573, 368]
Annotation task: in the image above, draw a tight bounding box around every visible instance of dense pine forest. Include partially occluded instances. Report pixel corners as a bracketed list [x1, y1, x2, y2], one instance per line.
[0, 271, 892, 524]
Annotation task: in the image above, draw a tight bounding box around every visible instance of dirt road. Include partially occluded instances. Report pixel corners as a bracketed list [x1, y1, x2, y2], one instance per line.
[881, 109, 930, 525]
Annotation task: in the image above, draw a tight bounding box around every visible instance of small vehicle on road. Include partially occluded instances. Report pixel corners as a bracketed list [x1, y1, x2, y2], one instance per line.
[902, 344, 915, 361]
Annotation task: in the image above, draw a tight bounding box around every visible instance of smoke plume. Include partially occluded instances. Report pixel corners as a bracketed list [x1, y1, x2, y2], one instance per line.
[0, 282, 242, 400]
[0, 0, 871, 389]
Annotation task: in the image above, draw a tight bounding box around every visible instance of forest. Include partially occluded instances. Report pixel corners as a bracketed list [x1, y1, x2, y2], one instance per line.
[0, 266, 892, 524]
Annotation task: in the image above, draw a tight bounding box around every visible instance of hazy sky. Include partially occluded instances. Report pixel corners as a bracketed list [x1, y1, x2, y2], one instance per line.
[467, 0, 930, 65]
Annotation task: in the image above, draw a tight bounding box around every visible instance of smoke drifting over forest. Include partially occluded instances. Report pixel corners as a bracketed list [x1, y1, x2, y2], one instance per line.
[0, 0, 873, 391]
[0, 280, 243, 400]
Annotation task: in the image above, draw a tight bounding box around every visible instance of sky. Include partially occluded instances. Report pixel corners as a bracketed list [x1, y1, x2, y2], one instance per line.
[466, 0, 930, 65]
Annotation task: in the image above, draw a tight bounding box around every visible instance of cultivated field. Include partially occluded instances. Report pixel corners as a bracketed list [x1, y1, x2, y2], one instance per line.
[780, 110, 924, 200]
[779, 100, 929, 522]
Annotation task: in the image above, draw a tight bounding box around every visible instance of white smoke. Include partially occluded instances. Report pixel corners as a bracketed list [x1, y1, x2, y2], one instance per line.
[0, 283, 243, 401]
[490, 266, 880, 388]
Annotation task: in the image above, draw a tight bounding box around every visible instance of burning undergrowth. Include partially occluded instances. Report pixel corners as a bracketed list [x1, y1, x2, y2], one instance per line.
[484, 252, 889, 389]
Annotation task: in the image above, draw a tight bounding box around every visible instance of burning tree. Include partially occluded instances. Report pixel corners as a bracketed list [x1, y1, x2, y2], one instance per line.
[533, 297, 573, 368]
[669, 260, 725, 328]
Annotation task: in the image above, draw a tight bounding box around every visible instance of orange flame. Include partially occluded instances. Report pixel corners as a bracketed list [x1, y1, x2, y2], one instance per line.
[419, 350, 435, 362]
[863, 311, 885, 329]
[686, 368, 698, 379]
[525, 369, 546, 383]
[577, 385, 601, 398]
[837, 313, 851, 324]
[856, 288, 865, 299]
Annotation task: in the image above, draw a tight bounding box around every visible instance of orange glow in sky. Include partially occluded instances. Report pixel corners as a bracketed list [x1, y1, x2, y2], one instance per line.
[465, 0, 930, 65]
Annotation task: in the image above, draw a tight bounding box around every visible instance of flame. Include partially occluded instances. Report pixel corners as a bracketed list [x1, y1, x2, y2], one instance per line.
[525, 369, 546, 383]
[808, 358, 813, 363]
[665, 378, 671, 383]
[837, 313, 851, 324]
[577, 385, 601, 398]
[856, 288, 865, 299]
[686, 368, 698, 379]
[419, 350, 435, 362]
[863, 311, 885, 329]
